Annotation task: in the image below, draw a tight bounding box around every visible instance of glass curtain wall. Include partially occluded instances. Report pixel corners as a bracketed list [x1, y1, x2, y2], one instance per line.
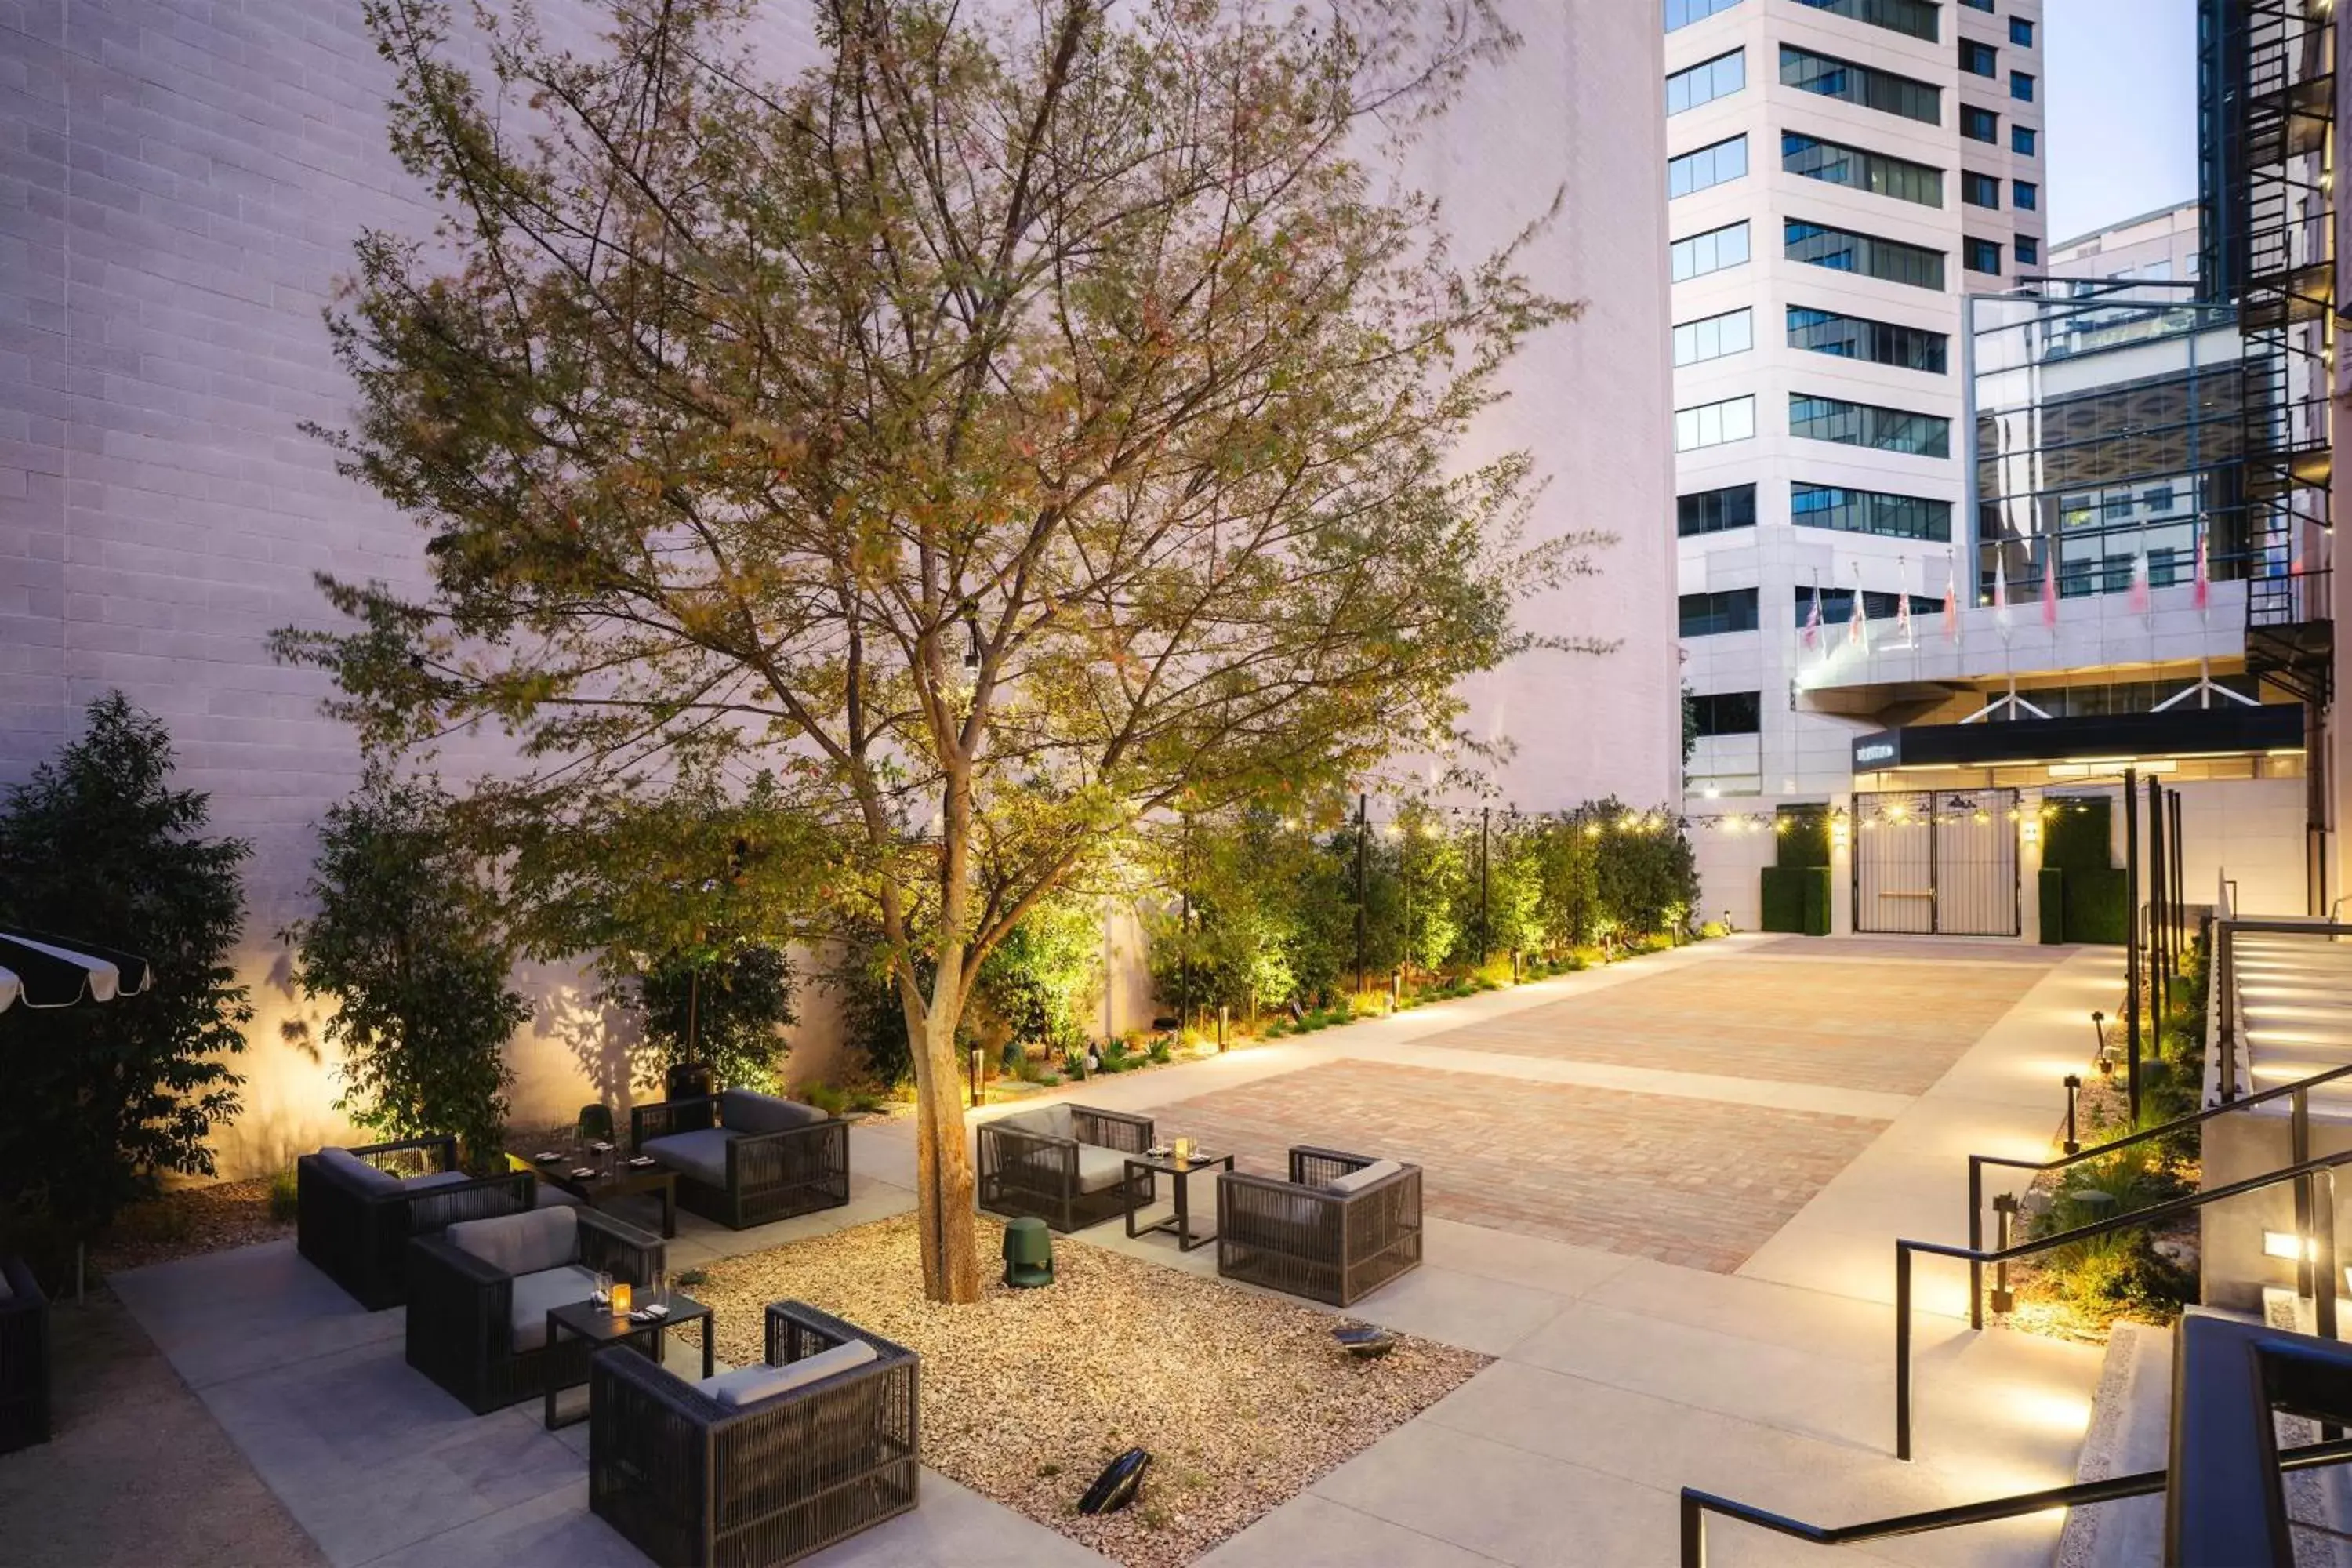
[1969, 280, 2251, 604]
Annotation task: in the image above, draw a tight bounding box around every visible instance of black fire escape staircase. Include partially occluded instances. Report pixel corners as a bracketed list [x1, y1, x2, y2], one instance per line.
[2237, 0, 2335, 710]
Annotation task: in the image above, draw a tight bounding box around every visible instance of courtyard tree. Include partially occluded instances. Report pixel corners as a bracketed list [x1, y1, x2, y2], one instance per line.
[285, 771, 529, 1161]
[276, 0, 1601, 1301]
[0, 694, 252, 1240]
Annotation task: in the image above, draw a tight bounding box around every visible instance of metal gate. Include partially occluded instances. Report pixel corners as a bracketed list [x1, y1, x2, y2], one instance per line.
[1852, 789, 2021, 937]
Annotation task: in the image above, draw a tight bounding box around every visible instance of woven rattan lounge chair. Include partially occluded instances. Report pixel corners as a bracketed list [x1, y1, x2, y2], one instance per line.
[631, 1089, 850, 1230]
[1216, 1145, 1423, 1306]
[590, 1299, 919, 1566]
[296, 1135, 536, 1309]
[0, 1254, 49, 1454]
[976, 1103, 1154, 1232]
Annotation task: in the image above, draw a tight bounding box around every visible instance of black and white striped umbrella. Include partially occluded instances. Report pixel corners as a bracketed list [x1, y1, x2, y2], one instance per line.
[0, 927, 154, 1013]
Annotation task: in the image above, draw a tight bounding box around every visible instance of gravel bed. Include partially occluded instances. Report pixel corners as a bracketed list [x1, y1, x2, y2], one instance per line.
[684, 1213, 1488, 1566]
[93, 1178, 291, 1274]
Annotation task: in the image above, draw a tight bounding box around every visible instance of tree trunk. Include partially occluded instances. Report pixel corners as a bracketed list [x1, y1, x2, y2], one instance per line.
[911, 1004, 982, 1303]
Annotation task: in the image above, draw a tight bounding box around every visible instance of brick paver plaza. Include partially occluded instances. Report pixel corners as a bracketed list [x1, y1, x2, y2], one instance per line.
[1152, 944, 2054, 1272]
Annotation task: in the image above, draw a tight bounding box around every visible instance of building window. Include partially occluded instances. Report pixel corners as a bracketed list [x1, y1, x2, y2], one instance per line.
[1780, 45, 1941, 126]
[2011, 71, 2035, 102]
[1669, 135, 1749, 198]
[1959, 0, 1993, 9]
[1666, 0, 1744, 31]
[2012, 124, 2038, 155]
[1962, 106, 2000, 143]
[1791, 0, 1940, 44]
[1959, 39, 1997, 77]
[2013, 180, 2038, 211]
[1674, 307, 1755, 365]
[1789, 395, 1951, 458]
[1791, 481, 1953, 540]
[1671, 220, 1751, 281]
[1787, 307, 1948, 373]
[1781, 133, 1943, 207]
[1667, 50, 1747, 115]
[1962, 171, 2001, 209]
[1965, 237, 2003, 274]
[1675, 395, 1758, 452]
[1680, 588, 1761, 637]
[2015, 236, 2040, 265]
[2010, 17, 2035, 45]
[1678, 484, 1759, 536]
[1690, 691, 1762, 738]
[1785, 219, 1947, 291]
[1793, 587, 1943, 625]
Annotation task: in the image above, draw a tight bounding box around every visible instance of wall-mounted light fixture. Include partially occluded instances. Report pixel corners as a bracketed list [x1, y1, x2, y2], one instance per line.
[2263, 1230, 2314, 1262]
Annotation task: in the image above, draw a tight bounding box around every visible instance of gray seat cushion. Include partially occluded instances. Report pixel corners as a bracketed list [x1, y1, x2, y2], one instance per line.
[1073, 1144, 1134, 1196]
[720, 1090, 827, 1135]
[999, 1104, 1075, 1142]
[447, 1205, 579, 1278]
[695, 1340, 878, 1406]
[641, 1127, 737, 1188]
[317, 1145, 401, 1193]
[1324, 1159, 1404, 1196]
[508, 1263, 602, 1352]
[405, 1170, 474, 1191]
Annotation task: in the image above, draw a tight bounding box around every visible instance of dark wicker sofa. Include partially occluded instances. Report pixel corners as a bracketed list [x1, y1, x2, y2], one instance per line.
[405, 1205, 665, 1415]
[296, 1135, 536, 1309]
[590, 1299, 918, 1568]
[976, 1103, 1153, 1232]
[0, 1254, 49, 1454]
[1217, 1146, 1423, 1307]
[631, 1090, 850, 1230]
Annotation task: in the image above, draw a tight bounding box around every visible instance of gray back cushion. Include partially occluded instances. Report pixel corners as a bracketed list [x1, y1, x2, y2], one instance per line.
[1001, 1105, 1074, 1142]
[1324, 1158, 1404, 1195]
[318, 1145, 401, 1194]
[447, 1205, 579, 1277]
[695, 1339, 878, 1406]
[720, 1090, 826, 1135]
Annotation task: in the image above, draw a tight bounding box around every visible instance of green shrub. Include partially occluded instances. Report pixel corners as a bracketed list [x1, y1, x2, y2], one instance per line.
[804, 1083, 848, 1115]
[1147, 1040, 1172, 1064]
[269, 1167, 300, 1225]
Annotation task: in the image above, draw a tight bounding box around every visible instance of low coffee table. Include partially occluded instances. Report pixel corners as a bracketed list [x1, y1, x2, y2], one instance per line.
[543, 1291, 714, 1429]
[1123, 1149, 1236, 1252]
[517, 1151, 678, 1238]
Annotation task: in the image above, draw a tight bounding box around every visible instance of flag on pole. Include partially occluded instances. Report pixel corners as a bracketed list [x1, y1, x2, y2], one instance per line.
[1848, 564, 1867, 651]
[2041, 547, 2060, 630]
[1943, 552, 1959, 642]
[2129, 548, 2152, 617]
[1994, 550, 2012, 637]
[1896, 556, 1915, 645]
[2194, 532, 2211, 617]
[1804, 575, 1823, 651]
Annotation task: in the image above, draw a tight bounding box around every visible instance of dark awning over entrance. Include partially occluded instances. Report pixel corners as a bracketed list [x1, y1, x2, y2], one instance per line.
[1851, 703, 2306, 773]
[0, 927, 156, 1013]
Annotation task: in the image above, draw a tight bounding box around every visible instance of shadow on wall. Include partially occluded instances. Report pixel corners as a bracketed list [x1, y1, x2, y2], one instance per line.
[517, 957, 645, 1131]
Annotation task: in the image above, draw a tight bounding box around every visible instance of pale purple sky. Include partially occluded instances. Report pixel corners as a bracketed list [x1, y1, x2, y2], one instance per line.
[2045, 0, 2202, 245]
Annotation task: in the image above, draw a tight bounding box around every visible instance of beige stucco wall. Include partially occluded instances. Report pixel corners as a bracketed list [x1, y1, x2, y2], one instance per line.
[0, 0, 1675, 1178]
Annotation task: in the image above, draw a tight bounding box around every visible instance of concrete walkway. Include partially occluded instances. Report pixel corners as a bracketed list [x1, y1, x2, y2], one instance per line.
[91, 933, 2118, 1566]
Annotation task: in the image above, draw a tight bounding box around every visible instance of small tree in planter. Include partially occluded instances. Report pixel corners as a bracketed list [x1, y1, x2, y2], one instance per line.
[636, 943, 796, 1095]
[286, 772, 528, 1163]
[0, 693, 253, 1254]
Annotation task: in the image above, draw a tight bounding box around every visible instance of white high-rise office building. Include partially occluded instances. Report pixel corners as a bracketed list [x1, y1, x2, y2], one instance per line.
[1669, 0, 2045, 824]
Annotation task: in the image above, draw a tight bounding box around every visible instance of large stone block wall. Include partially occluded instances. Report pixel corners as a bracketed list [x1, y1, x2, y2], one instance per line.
[0, 0, 1677, 1177]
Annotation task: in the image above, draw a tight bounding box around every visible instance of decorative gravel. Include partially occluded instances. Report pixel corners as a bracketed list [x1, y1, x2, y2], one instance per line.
[93, 1178, 291, 1274]
[684, 1213, 1489, 1566]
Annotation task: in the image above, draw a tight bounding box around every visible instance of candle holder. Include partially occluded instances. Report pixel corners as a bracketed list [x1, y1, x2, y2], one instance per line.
[1172, 1136, 1193, 1169]
[610, 1280, 633, 1316]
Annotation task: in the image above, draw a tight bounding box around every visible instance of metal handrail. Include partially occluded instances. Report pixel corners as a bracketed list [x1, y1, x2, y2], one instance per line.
[1897, 1148, 2352, 1461]
[2214, 919, 2352, 1103]
[1679, 1436, 2352, 1566]
[1965, 1056, 2352, 1329]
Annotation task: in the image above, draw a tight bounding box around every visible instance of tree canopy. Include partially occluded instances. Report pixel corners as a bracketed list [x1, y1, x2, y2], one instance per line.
[277, 0, 1598, 1299]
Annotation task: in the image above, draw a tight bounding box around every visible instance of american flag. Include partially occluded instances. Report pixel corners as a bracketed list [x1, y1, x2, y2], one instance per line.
[1804, 579, 1824, 650]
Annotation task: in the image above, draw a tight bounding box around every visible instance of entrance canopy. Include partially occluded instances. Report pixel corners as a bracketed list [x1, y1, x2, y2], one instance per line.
[0, 927, 154, 1013]
[1850, 704, 2305, 775]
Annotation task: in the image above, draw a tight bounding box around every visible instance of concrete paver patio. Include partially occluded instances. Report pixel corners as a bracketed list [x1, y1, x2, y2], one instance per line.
[67, 933, 2121, 1566]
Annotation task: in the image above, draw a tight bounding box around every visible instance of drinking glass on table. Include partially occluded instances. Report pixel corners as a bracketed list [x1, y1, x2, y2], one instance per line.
[593, 1269, 613, 1308]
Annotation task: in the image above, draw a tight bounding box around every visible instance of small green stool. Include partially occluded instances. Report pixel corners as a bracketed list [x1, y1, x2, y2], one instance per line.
[1002, 1217, 1054, 1288]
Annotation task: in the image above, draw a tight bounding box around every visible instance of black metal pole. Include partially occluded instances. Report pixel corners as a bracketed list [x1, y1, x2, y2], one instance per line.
[1354, 793, 1368, 996]
[2170, 793, 2186, 957]
[2064, 1074, 2082, 1156]
[2125, 769, 2142, 1125]
[2147, 775, 2166, 1062]
[1179, 815, 1192, 1033]
[1479, 806, 1491, 966]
